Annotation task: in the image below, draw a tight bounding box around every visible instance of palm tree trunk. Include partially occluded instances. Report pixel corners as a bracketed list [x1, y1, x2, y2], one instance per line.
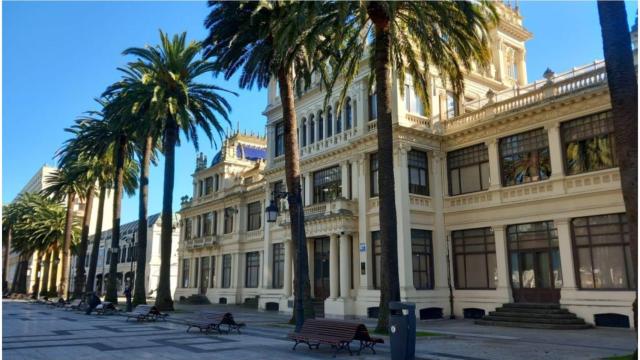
[73, 187, 94, 298]
[155, 123, 177, 311]
[31, 252, 43, 299]
[86, 185, 107, 293]
[134, 135, 152, 305]
[3, 228, 11, 285]
[58, 192, 76, 300]
[106, 135, 127, 303]
[369, 2, 401, 333]
[40, 250, 51, 297]
[597, 1, 638, 330]
[48, 246, 60, 295]
[277, 68, 314, 326]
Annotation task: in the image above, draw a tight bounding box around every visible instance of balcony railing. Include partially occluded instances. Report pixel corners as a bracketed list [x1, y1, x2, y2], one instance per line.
[278, 198, 358, 225]
[183, 235, 218, 250]
[446, 61, 607, 132]
[300, 128, 360, 158]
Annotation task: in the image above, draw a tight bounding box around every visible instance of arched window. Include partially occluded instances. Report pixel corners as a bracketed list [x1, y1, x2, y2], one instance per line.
[309, 114, 315, 144]
[345, 98, 352, 130]
[335, 104, 342, 134]
[301, 118, 307, 147]
[327, 107, 333, 137]
[318, 111, 324, 140]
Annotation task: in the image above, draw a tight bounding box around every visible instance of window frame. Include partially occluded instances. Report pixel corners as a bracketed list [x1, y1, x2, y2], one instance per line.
[272, 243, 285, 289]
[499, 128, 551, 187]
[275, 121, 285, 157]
[247, 201, 262, 231]
[408, 149, 429, 196]
[245, 252, 260, 288]
[411, 229, 434, 290]
[447, 143, 490, 196]
[221, 254, 232, 288]
[452, 228, 497, 290]
[223, 207, 234, 234]
[561, 111, 617, 176]
[181, 258, 190, 288]
[313, 166, 342, 204]
[370, 153, 379, 198]
[371, 231, 381, 290]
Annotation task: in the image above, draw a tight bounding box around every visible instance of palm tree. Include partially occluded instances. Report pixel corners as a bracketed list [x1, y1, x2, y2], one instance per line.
[322, 1, 496, 331]
[63, 104, 139, 302]
[117, 31, 233, 311]
[203, 1, 333, 326]
[42, 165, 87, 299]
[597, 0, 638, 330]
[3, 195, 36, 294]
[104, 65, 161, 305]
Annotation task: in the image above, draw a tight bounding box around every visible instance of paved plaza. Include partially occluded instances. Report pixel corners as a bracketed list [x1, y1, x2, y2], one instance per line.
[2, 300, 636, 360]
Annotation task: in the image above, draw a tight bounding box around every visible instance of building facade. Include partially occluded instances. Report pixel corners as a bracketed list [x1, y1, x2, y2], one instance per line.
[175, 133, 267, 304]
[176, 3, 635, 327]
[75, 213, 181, 298]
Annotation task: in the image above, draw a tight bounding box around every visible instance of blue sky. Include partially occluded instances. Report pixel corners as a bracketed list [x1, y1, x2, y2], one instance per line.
[3, 1, 637, 223]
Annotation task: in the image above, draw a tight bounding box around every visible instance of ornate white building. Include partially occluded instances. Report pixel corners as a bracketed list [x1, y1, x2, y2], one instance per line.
[176, 3, 635, 328]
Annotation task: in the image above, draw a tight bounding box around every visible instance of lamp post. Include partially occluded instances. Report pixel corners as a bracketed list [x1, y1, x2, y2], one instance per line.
[265, 188, 307, 332]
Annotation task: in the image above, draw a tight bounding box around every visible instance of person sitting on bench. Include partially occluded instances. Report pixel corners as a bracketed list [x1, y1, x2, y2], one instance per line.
[85, 292, 101, 315]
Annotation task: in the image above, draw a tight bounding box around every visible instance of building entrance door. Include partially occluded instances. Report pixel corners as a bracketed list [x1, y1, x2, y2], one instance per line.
[313, 237, 330, 300]
[508, 221, 562, 303]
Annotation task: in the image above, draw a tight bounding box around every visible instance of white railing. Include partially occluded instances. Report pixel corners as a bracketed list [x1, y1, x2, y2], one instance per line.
[446, 61, 607, 132]
[278, 198, 358, 224]
[300, 128, 359, 158]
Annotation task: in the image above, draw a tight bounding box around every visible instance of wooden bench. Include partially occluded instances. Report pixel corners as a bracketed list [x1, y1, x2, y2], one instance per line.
[288, 319, 383, 357]
[124, 305, 155, 322]
[95, 302, 118, 315]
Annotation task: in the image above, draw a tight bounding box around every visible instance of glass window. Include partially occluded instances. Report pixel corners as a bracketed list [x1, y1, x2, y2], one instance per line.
[222, 254, 232, 288]
[326, 108, 333, 137]
[275, 121, 285, 157]
[453, 228, 496, 289]
[272, 181, 285, 212]
[335, 108, 342, 134]
[214, 174, 220, 191]
[245, 252, 260, 288]
[127, 246, 133, 262]
[309, 115, 315, 144]
[404, 85, 424, 115]
[507, 221, 562, 289]
[369, 93, 378, 121]
[500, 128, 551, 186]
[318, 111, 324, 140]
[446, 91, 458, 119]
[224, 207, 234, 234]
[372, 231, 381, 290]
[370, 153, 379, 197]
[204, 177, 213, 195]
[345, 98, 352, 130]
[181, 258, 190, 288]
[200, 256, 210, 290]
[447, 144, 490, 196]
[203, 212, 215, 236]
[562, 111, 616, 175]
[301, 118, 307, 147]
[121, 247, 127, 263]
[247, 201, 262, 231]
[193, 258, 199, 288]
[412, 229, 434, 289]
[273, 243, 285, 289]
[572, 213, 633, 289]
[408, 150, 429, 195]
[210, 256, 216, 288]
[313, 166, 341, 203]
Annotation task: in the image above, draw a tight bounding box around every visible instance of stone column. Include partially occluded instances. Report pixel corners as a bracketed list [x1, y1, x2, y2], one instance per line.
[516, 49, 528, 86]
[284, 239, 292, 297]
[356, 154, 369, 289]
[555, 218, 577, 290]
[545, 122, 565, 179]
[438, 91, 447, 121]
[394, 144, 414, 292]
[341, 160, 350, 199]
[494, 39, 505, 82]
[329, 234, 339, 300]
[339, 233, 351, 298]
[431, 152, 448, 289]
[485, 138, 501, 189]
[266, 123, 275, 165]
[304, 173, 312, 206]
[492, 225, 512, 301]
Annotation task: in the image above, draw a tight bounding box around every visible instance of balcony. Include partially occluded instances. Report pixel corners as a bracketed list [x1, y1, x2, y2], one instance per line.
[444, 61, 607, 133]
[278, 198, 358, 225]
[183, 235, 218, 250]
[300, 128, 360, 159]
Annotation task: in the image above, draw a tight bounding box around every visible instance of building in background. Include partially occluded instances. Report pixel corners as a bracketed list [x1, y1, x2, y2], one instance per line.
[6, 165, 114, 294]
[175, 132, 267, 304]
[178, 3, 635, 328]
[75, 213, 181, 298]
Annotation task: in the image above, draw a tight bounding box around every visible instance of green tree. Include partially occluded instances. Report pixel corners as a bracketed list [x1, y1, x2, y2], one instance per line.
[203, 1, 333, 326]
[118, 31, 233, 311]
[42, 165, 88, 299]
[323, 1, 496, 331]
[597, 0, 638, 330]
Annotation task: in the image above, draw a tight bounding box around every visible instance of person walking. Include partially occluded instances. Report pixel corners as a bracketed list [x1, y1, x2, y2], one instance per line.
[124, 285, 132, 312]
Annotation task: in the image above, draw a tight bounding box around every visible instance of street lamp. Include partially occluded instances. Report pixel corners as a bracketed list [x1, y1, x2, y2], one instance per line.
[265, 188, 307, 332]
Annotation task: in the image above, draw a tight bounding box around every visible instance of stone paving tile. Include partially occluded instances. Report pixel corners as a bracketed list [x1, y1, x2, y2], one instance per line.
[3, 300, 636, 360]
